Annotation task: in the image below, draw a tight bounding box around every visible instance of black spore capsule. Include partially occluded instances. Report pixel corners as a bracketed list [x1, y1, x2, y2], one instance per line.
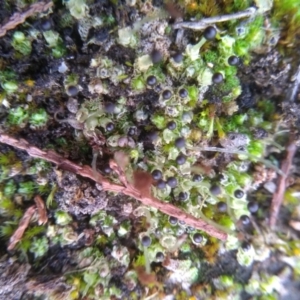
[234, 189, 244, 199]
[162, 89, 172, 100]
[248, 201, 259, 213]
[147, 75, 157, 86]
[152, 169, 162, 180]
[240, 215, 250, 226]
[167, 177, 177, 188]
[169, 216, 178, 225]
[106, 122, 114, 132]
[104, 102, 115, 113]
[157, 180, 166, 189]
[156, 251, 164, 261]
[175, 137, 185, 149]
[178, 192, 188, 201]
[40, 19, 52, 31]
[192, 174, 203, 182]
[193, 233, 203, 244]
[228, 55, 239, 66]
[67, 85, 78, 97]
[151, 49, 162, 64]
[176, 154, 186, 165]
[203, 26, 217, 40]
[172, 52, 183, 63]
[217, 201, 227, 213]
[103, 165, 112, 174]
[179, 88, 188, 98]
[241, 241, 251, 251]
[141, 235, 152, 247]
[167, 121, 176, 130]
[210, 184, 222, 196]
[212, 72, 224, 84]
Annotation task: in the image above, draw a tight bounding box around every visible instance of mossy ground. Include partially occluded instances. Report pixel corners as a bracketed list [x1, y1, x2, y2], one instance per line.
[0, 0, 300, 299]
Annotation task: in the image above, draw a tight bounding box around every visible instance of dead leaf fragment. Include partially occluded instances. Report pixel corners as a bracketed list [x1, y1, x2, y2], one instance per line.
[8, 205, 36, 251]
[34, 195, 48, 225]
[133, 170, 152, 197]
[289, 220, 300, 231]
[135, 266, 159, 287]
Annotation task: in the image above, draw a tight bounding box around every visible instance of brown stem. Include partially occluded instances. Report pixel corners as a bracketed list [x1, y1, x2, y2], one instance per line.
[0, 1, 53, 38]
[269, 138, 297, 228]
[0, 133, 227, 240]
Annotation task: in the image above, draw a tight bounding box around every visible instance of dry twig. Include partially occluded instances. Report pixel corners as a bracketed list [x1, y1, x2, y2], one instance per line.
[173, 7, 256, 30]
[269, 139, 297, 228]
[8, 205, 36, 250]
[286, 65, 300, 102]
[0, 133, 227, 240]
[0, 1, 53, 38]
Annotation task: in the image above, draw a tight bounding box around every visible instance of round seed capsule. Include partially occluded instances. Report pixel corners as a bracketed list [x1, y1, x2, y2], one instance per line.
[104, 102, 115, 114]
[141, 235, 152, 247]
[172, 52, 183, 63]
[179, 88, 188, 98]
[167, 121, 176, 130]
[192, 174, 203, 182]
[169, 216, 178, 225]
[228, 55, 239, 66]
[217, 201, 227, 213]
[147, 75, 157, 86]
[212, 72, 224, 84]
[106, 122, 114, 132]
[162, 90, 172, 100]
[240, 215, 250, 226]
[175, 137, 185, 149]
[152, 169, 162, 181]
[210, 184, 222, 196]
[150, 49, 162, 64]
[156, 252, 164, 261]
[167, 177, 177, 188]
[234, 189, 244, 199]
[67, 85, 78, 97]
[247, 201, 259, 213]
[178, 192, 188, 201]
[157, 180, 166, 189]
[193, 233, 203, 244]
[203, 26, 217, 40]
[176, 154, 186, 165]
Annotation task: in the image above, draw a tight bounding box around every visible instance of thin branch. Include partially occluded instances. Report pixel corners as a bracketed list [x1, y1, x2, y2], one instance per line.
[286, 65, 300, 102]
[0, 1, 53, 38]
[0, 133, 227, 241]
[269, 139, 297, 228]
[173, 7, 257, 30]
[192, 146, 285, 176]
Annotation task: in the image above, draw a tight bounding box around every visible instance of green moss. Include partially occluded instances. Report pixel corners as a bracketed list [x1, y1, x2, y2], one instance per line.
[29, 108, 49, 127]
[0, 222, 16, 238]
[11, 31, 32, 56]
[203, 50, 219, 64]
[18, 181, 36, 198]
[7, 107, 29, 126]
[29, 236, 49, 258]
